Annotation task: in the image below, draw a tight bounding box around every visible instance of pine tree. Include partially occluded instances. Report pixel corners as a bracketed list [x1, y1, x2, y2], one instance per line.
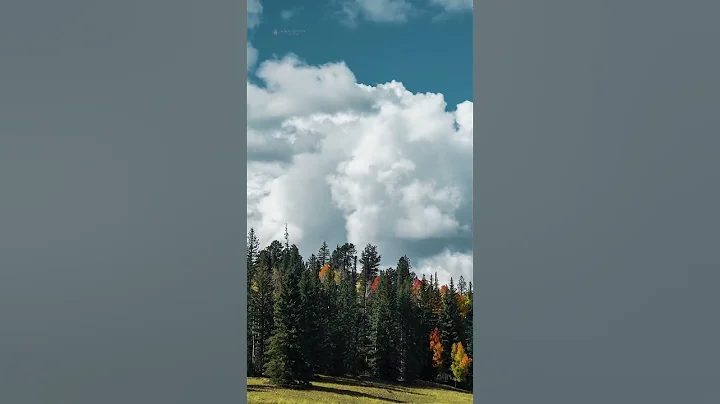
[250, 249, 275, 374]
[318, 242, 330, 266]
[358, 244, 382, 368]
[267, 240, 284, 270]
[438, 278, 461, 375]
[264, 245, 311, 386]
[306, 254, 319, 274]
[466, 282, 473, 384]
[338, 269, 360, 374]
[284, 224, 289, 249]
[429, 277, 443, 328]
[299, 265, 321, 377]
[419, 275, 437, 380]
[247, 228, 260, 375]
[395, 256, 421, 382]
[342, 243, 356, 274]
[247, 228, 260, 275]
[458, 275, 467, 295]
[360, 244, 382, 292]
[318, 264, 340, 375]
[368, 271, 397, 381]
[251, 240, 473, 391]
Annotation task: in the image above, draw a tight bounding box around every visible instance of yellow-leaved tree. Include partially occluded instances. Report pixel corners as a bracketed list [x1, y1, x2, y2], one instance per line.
[451, 341, 472, 386]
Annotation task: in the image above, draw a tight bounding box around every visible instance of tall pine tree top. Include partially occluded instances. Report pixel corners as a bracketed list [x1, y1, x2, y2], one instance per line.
[360, 244, 382, 283]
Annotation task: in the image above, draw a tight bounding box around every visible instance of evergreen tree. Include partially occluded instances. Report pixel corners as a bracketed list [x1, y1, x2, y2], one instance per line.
[299, 265, 321, 376]
[341, 243, 357, 274]
[318, 242, 330, 266]
[318, 263, 340, 375]
[264, 245, 311, 386]
[306, 253, 319, 274]
[247, 228, 260, 272]
[284, 224, 289, 249]
[250, 249, 275, 374]
[418, 275, 437, 380]
[358, 244, 382, 367]
[466, 282, 474, 384]
[360, 244, 382, 294]
[368, 271, 398, 381]
[338, 269, 360, 374]
[458, 275, 467, 295]
[438, 278, 461, 375]
[250, 239, 473, 391]
[395, 256, 421, 382]
[247, 229, 259, 375]
[267, 240, 284, 269]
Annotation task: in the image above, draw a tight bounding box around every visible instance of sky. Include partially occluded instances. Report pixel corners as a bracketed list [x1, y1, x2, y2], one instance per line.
[247, 0, 473, 286]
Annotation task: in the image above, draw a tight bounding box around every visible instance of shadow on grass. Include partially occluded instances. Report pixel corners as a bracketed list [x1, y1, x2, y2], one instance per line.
[248, 382, 407, 403]
[413, 380, 472, 394]
[247, 385, 271, 392]
[311, 385, 406, 403]
[317, 375, 423, 396]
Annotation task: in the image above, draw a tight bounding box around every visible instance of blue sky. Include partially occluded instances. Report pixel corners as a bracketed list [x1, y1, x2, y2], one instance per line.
[249, 0, 472, 108]
[247, 0, 474, 286]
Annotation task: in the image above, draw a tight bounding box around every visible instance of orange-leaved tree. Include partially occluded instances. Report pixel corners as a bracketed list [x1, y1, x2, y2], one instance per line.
[411, 278, 423, 298]
[319, 263, 341, 285]
[371, 275, 380, 292]
[319, 263, 331, 282]
[429, 327, 443, 369]
[450, 341, 472, 386]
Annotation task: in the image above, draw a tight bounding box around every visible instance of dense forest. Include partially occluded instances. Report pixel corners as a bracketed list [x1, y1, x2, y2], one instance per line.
[246, 227, 473, 390]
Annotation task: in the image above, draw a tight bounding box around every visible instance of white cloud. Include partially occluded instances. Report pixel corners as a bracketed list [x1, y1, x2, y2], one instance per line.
[248, 0, 263, 29]
[339, 0, 415, 25]
[429, 0, 473, 12]
[416, 249, 473, 288]
[247, 0, 261, 71]
[247, 42, 258, 70]
[280, 8, 298, 21]
[337, 0, 472, 25]
[248, 55, 376, 123]
[247, 56, 473, 282]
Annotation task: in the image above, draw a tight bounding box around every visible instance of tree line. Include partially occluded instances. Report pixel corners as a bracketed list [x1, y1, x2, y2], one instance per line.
[246, 227, 473, 389]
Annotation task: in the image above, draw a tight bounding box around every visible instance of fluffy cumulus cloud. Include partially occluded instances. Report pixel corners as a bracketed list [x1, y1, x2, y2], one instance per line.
[416, 249, 473, 287]
[248, 0, 263, 29]
[247, 55, 473, 286]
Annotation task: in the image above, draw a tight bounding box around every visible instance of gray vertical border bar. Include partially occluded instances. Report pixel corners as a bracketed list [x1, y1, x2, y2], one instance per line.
[472, 0, 481, 400]
[240, 0, 249, 401]
[0, 0, 248, 402]
[474, 0, 720, 403]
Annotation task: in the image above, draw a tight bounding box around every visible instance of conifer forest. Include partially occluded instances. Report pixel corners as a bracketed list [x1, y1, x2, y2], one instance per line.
[246, 228, 474, 390]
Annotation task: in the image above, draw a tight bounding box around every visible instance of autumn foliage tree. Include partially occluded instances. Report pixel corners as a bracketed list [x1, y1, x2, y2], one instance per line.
[451, 341, 472, 386]
[429, 327, 444, 369]
[247, 228, 474, 390]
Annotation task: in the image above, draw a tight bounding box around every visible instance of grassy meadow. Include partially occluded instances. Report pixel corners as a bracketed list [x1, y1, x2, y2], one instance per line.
[247, 375, 473, 404]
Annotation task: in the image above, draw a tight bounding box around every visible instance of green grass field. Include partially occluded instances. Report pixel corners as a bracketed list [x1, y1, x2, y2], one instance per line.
[247, 375, 473, 404]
